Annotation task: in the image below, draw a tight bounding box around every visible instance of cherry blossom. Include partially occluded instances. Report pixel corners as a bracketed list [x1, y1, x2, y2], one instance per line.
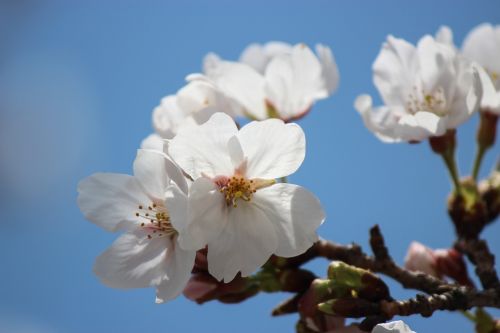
[355, 34, 482, 142]
[462, 23, 500, 114]
[141, 79, 243, 151]
[77, 149, 195, 303]
[166, 112, 325, 282]
[193, 42, 339, 121]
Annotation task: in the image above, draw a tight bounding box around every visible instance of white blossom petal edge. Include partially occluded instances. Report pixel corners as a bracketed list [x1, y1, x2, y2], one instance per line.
[372, 321, 416, 333]
[77, 149, 195, 303]
[167, 112, 325, 282]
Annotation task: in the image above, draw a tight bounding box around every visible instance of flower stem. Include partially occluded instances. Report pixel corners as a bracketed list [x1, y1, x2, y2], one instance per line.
[441, 150, 462, 193]
[471, 144, 487, 181]
[279, 176, 288, 183]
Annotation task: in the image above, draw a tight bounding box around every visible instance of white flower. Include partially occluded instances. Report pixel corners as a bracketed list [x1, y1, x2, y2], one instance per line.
[372, 321, 416, 333]
[355, 34, 482, 143]
[77, 149, 195, 303]
[141, 79, 243, 150]
[197, 42, 339, 121]
[462, 23, 500, 114]
[166, 112, 325, 282]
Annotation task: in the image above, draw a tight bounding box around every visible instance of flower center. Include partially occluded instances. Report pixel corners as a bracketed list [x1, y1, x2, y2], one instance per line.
[215, 175, 275, 207]
[135, 202, 177, 240]
[406, 86, 447, 116]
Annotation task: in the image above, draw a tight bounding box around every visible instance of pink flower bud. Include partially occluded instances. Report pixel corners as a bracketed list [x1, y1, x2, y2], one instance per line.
[404, 241, 440, 277]
[434, 248, 473, 287]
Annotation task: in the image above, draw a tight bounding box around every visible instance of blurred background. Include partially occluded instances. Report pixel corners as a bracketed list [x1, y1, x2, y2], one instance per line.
[0, 1, 499, 332]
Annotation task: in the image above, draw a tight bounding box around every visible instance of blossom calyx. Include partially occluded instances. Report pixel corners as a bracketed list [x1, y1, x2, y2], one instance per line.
[448, 178, 489, 238]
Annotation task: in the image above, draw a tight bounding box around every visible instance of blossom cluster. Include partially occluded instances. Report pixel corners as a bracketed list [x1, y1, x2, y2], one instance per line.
[77, 23, 500, 333]
[78, 42, 338, 302]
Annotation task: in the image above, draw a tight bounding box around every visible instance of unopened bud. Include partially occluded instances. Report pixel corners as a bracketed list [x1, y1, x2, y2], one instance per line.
[327, 261, 390, 301]
[404, 241, 439, 277]
[318, 298, 379, 318]
[298, 279, 336, 318]
[404, 241, 473, 286]
[434, 248, 473, 287]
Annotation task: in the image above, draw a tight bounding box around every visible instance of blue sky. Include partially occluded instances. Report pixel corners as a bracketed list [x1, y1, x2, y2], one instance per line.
[0, 1, 499, 332]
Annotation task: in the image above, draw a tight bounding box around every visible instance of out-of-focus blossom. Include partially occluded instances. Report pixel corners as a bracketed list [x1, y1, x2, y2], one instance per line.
[77, 150, 195, 303]
[434, 24, 500, 115]
[405, 241, 472, 286]
[166, 113, 325, 282]
[372, 321, 416, 333]
[141, 79, 243, 150]
[195, 42, 339, 121]
[462, 23, 500, 114]
[355, 34, 482, 143]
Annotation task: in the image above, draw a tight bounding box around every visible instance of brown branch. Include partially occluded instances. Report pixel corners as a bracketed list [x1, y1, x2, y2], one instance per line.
[456, 238, 500, 290]
[285, 232, 456, 295]
[359, 287, 500, 319]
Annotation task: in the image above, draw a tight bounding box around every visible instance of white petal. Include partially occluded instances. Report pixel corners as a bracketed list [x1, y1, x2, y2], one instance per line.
[435, 25, 455, 47]
[205, 60, 267, 120]
[462, 23, 500, 74]
[253, 183, 324, 257]
[240, 41, 293, 73]
[93, 228, 171, 289]
[152, 95, 187, 139]
[447, 65, 482, 128]
[203, 52, 223, 77]
[373, 35, 418, 106]
[155, 245, 196, 303]
[316, 43, 340, 94]
[265, 44, 327, 120]
[227, 135, 245, 169]
[77, 173, 148, 232]
[396, 111, 447, 141]
[207, 201, 278, 282]
[239, 43, 269, 74]
[177, 177, 228, 251]
[354, 94, 402, 143]
[140, 133, 165, 152]
[416, 35, 457, 96]
[177, 79, 242, 119]
[476, 64, 500, 114]
[133, 149, 187, 200]
[372, 321, 415, 333]
[168, 112, 237, 179]
[238, 119, 305, 179]
[164, 182, 188, 233]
